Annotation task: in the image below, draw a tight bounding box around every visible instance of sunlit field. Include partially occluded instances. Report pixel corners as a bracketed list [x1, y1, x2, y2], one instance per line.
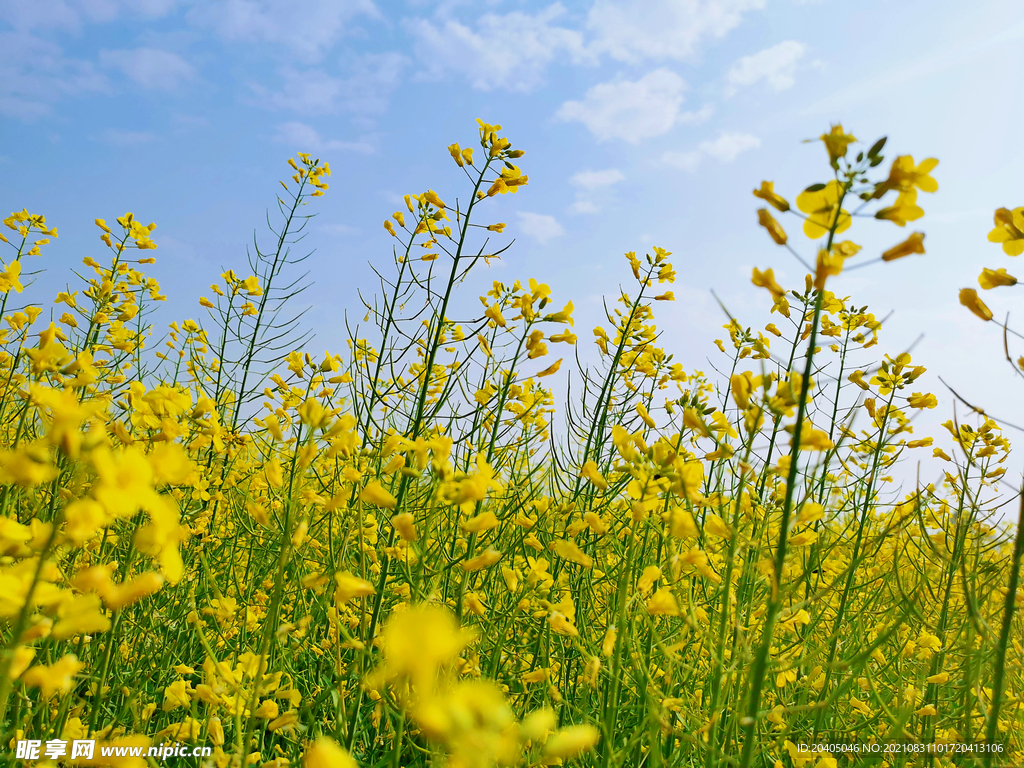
[0, 120, 1021, 768]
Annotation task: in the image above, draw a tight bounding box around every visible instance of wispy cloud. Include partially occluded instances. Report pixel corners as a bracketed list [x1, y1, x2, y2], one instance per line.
[272, 121, 374, 154]
[586, 0, 766, 63]
[803, 21, 1024, 114]
[186, 0, 381, 62]
[557, 69, 710, 144]
[0, 32, 109, 119]
[569, 169, 625, 190]
[404, 4, 591, 92]
[662, 132, 760, 172]
[251, 53, 406, 117]
[517, 211, 565, 244]
[99, 47, 197, 90]
[568, 168, 624, 215]
[1, 0, 177, 33]
[725, 40, 805, 95]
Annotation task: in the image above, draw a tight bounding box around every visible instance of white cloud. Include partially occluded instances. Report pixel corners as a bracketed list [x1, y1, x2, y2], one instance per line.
[557, 69, 703, 144]
[0, 0, 177, 33]
[586, 0, 766, 63]
[568, 168, 624, 215]
[803, 23, 1024, 116]
[701, 132, 761, 161]
[99, 129, 158, 145]
[99, 48, 196, 90]
[252, 53, 405, 116]
[404, 3, 590, 92]
[403, 0, 764, 92]
[0, 33, 109, 119]
[725, 40, 805, 94]
[187, 0, 380, 61]
[569, 200, 600, 215]
[662, 132, 760, 171]
[661, 150, 703, 172]
[272, 121, 374, 154]
[569, 168, 624, 190]
[517, 212, 564, 244]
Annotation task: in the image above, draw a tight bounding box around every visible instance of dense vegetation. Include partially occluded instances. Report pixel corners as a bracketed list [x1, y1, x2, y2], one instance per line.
[0, 120, 1020, 767]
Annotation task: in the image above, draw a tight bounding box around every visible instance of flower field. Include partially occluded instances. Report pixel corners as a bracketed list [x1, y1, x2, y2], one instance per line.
[0, 119, 1021, 768]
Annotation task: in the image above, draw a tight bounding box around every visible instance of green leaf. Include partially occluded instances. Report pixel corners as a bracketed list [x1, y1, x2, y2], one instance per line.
[867, 136, 887, 158]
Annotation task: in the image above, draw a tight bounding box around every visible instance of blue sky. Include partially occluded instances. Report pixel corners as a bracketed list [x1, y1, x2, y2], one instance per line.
[3, 0, 1024, 488]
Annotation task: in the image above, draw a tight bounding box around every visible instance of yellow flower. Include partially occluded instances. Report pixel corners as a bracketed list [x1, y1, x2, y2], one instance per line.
[636, 402, 656, 428]
[668, 508, 698, 538]
[796, 181, 851, 239]
[462, 548, 503, 571]
[788, 530, 817, 546]
[882, 232, 925, 261]
[543, 725, 600, 760]
[548, 612, 578, 637]
[959, 288, 993, 321]
[542, 300, 574, 326]
[335, 572, 376, 603]
[875, 155, 939, 197]
[799, 503, 824, 523]
[637, 565, 662, 594]
[814, 248, 844, 289]
[751, 267, 785, 298]
[988, 207, 1024, 256]
[360, 480, 397, 509]
[704, 514, 732, 539]
[580, 460, 608, 490]
[757, 208, 787, 245]
[907, 393, 937, 409]
[254, 699, 280, 719]
[21, 654, 84, 698]
[483, 303, 506, 327]
[848, 370, 869, 390]
[392, 512, 417, 542]
[304, 738, 358, 768]
[798, 429, 834, 451]
[0, 261, 24, 294]
[646, 588, 680, 616]
[522, 668, 549, 684]
[549, 539, 593, 568]
[875, 189, 924, 226]
[926, 672, 950, 685]
[163, 679, 192, 711]
[979, 267, 1017, 289]
[536, 358, 562, 377]
[461, 511, 499, 533]
[376, 605, 473, 689]
[816, 123, 857, 164]
[268, 711, 300, 732]
[51, 593, 111, 640]
[753, 181, 790, 212]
